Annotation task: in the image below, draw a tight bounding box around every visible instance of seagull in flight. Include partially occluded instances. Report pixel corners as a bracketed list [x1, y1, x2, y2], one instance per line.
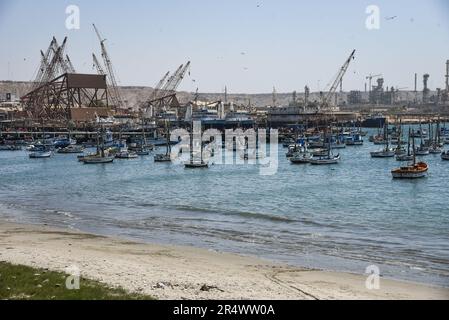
[385, 16, 397, 20]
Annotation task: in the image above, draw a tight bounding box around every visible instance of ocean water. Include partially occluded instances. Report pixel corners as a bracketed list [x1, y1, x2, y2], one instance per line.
[1, 127, 449, 287]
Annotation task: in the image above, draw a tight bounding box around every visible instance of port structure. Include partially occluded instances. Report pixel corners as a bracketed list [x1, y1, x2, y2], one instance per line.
[21, 73, 109, 121]
[21, 36, 109, 121]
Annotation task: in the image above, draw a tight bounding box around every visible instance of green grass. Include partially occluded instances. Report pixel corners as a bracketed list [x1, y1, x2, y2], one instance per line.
[0, 262, 154, 300]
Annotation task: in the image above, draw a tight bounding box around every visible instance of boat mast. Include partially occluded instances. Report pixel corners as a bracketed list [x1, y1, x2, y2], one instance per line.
[407, 127, 411, 156]
[412, 129, 416, 166]
[165, 120, 171, 156]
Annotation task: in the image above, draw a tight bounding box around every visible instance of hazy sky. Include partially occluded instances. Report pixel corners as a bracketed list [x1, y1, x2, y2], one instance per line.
[0, 0, 448, 93]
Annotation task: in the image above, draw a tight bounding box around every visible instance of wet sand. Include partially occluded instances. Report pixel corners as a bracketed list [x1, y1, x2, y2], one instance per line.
[0, 221, 448, 300]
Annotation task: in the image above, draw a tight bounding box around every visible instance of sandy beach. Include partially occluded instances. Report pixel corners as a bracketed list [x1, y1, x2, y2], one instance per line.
[0, 220, 448, 300]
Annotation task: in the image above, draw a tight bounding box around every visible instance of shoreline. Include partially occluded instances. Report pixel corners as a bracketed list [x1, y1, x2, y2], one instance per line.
[0, 220, 448, 300]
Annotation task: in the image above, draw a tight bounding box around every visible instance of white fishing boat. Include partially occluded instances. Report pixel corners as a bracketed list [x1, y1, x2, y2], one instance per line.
[184, 118, 209, 169]
[154, 153, 171, 162]
[115, 150, 138, 159]
[309, 130, 340, 165]
[370, 148, 395, 158]
[429, 146, 442, 154]
[396, 128, 413, 161]
[414, 146, 430, 156]
[81, 127, 114, 164]
[57, 145, 84, 154]
[83, 155, 114, 164]
[290, 152, 313, 164]
[136, 149, 150, 156]
[370, 120, 395, 158]
[441, 151, 449, 160]
[184, 160, 208, 168]
[155, 120, 172, 163]
[29, 151, 52, 158]
[309, 153, 340, 165]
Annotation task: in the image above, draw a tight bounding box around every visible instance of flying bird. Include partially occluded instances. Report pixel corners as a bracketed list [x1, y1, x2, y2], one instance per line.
[385, 16, 397, 20]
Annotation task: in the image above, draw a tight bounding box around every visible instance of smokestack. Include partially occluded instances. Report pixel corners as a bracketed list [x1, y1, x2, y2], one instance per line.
[414, 73, 417, 92]
[423, 74, 430, 103]
[446, 60, 449, 92]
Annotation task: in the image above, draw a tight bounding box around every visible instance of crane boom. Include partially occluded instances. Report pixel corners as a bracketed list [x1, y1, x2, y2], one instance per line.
[167, 61, 190, 93]
[322, 49, 355, 108]
[155, 64, 183, 100]
[92, 53, 105, 75]
[92, 23, 124, 108]
[150, 71, 170, 101]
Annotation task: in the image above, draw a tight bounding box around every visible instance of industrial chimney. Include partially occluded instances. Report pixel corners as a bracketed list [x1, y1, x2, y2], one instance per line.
[423, 74, 430, 103]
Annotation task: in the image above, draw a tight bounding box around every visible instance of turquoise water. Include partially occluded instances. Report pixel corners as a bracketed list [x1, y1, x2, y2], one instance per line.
[1, 127, 449, 287]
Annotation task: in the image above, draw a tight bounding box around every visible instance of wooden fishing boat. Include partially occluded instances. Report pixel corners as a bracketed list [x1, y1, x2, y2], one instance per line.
[391, 162, 428, 179]
[392, 133, 428, 179]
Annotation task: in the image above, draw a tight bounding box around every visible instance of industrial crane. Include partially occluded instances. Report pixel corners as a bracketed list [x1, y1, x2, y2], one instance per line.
[155, 64, 184, 101]
[165, 61, 190, 95]
[366, 73, 382, 94]
[93, 23, 124, 109]
[32, 38, 56, 91]
[321, 49, 356, 110]
[149, 71, 170, 101]
[92, 53, 105, 75]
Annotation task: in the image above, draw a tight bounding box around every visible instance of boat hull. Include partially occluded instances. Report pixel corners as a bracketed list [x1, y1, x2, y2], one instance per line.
[29, 151, 52, 158]
[82, 156, 114, 164]
[391, 162, 428, 179]
[184, 162, 208, 168]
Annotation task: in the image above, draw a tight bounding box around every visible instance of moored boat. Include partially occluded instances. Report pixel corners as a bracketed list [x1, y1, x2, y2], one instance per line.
[57, 145, 85, 154]
[309, 153, 340, 165]
[115, 151, 138, 159]
[391, 132, 428, 179]
[83, 155, 115, 164]
[29, 151, 52, 158]
[391, 162, 428, 179]
[441, 151, 449, 161]
[290, 152, 313, 164]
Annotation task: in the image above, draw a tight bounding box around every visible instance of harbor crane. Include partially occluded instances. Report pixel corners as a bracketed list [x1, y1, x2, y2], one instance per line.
[93, 23, 124, 109]
[366, 73, 383, 94]
[321, 49, 356, 110]
[145, 61, 191, 115]
[149, 71, 170, 102]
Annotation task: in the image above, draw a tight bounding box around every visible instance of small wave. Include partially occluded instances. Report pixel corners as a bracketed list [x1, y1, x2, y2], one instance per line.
[173, 205, 295, 223]
[44, 209, 74, 218]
